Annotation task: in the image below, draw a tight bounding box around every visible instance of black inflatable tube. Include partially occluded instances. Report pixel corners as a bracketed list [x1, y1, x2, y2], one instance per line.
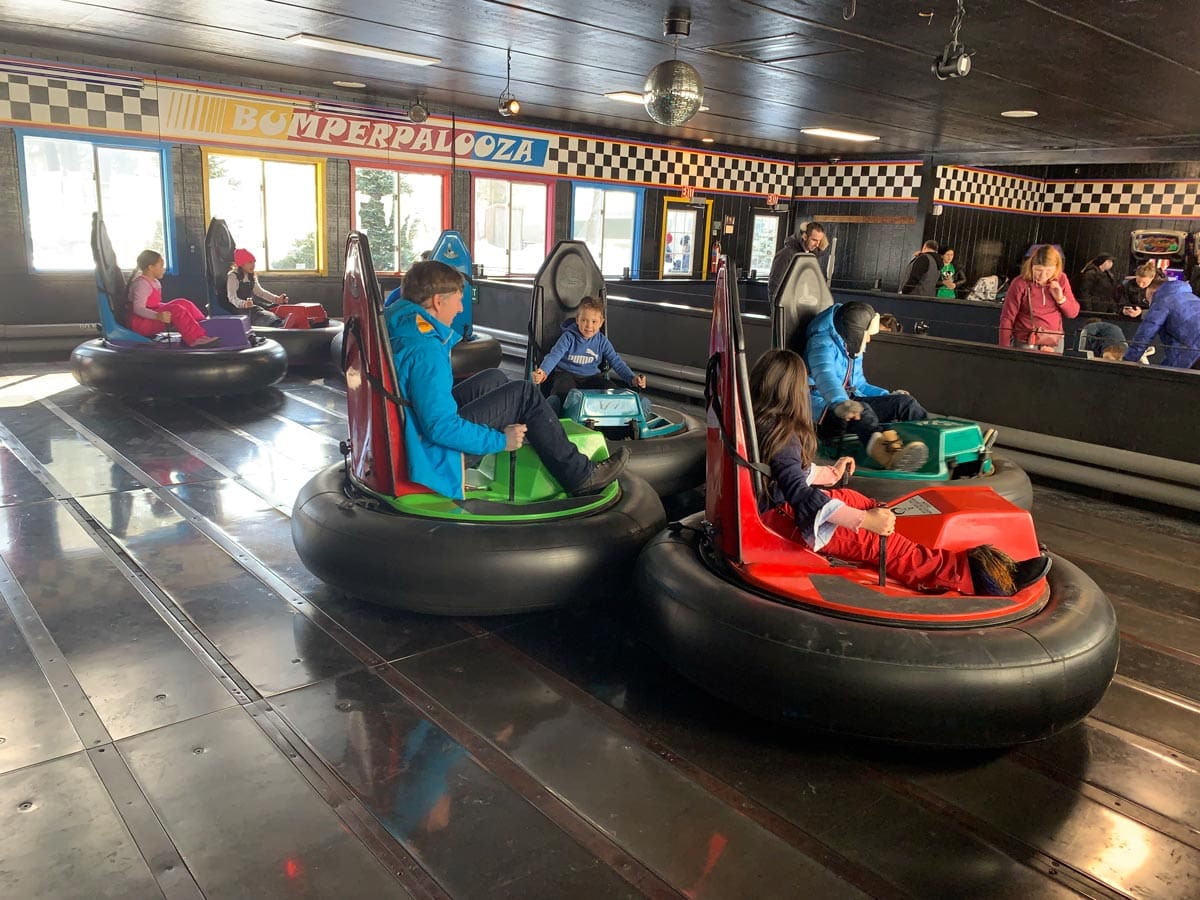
[292, 462, 666, 615]
[635, 514, 1119, 748]
[70, 338, 287, 398]
[255, 324, 341, 367]
[329, 330, 501, 379]
[844, 454, 1033, 510]
[452, 334, 503, 379]
[622, 408, 706, 497]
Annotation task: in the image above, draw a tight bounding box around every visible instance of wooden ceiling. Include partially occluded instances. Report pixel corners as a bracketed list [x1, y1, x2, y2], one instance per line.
[2, 0, 1197, 161]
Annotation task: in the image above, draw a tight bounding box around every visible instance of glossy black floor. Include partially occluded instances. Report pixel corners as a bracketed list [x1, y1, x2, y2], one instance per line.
[1, 363, 1197, 900]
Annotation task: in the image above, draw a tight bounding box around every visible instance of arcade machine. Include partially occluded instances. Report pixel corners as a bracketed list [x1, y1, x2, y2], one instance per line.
[1130, 229, 1188, 280]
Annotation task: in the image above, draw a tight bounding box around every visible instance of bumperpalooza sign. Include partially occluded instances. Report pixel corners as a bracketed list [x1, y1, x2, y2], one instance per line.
[162, 89, 551, 171]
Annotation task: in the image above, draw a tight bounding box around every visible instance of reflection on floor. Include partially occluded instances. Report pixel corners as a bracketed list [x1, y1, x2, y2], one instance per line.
[0, 363, 1197, 899]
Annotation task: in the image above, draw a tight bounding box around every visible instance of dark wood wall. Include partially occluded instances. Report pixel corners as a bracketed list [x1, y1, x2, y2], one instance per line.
[927, 161, 1200, 288]
[6, 62, 1200, 333]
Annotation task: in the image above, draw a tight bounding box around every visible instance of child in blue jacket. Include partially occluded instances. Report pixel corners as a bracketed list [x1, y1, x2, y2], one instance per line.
[804, 301, 931, 471]
[532, 296, 647, 402]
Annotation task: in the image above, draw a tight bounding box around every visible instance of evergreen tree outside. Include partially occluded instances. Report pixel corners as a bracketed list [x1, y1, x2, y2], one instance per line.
[354, 168, 430, 272]
[273, 232, 316, 270]
[356, 168, 398, 272]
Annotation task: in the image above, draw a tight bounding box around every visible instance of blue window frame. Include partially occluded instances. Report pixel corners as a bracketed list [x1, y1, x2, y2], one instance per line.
[571, 182, 644, 278]
[16, 129, 174, 273]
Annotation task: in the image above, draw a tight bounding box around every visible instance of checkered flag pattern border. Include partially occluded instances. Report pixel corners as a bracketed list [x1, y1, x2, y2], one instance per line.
[550, 136, 792, 196]
[7, 59, 1199, 219]
[935, 166, 1041, 212]
[1043, 180, 1200, 217]
[793, 163, 921, 200]
[0, 72, 158, 133]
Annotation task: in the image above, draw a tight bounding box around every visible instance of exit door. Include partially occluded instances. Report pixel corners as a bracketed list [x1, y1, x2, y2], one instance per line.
[660, 196, 712, 279]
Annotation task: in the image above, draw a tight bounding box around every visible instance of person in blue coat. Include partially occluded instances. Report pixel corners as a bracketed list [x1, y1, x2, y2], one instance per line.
[384, 261, 628, 498]
[804, 301, 931, 471]
[1122, 274, 1200, 369]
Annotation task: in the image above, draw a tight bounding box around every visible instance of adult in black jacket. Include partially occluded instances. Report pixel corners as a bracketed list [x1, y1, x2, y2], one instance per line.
[1076, 254, 1116, 313]
[901, 240, 941, 297]
[768, 221, 829, 301]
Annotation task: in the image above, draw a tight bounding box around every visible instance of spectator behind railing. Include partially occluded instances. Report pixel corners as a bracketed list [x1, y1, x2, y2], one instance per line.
[1075, 254, 1117, 313]
[998, 244, 1079, 354]
[935, 248, 967, 299]
[1123, 272, 1200, 370]
[1115, 260, 1157, 319]
[900, 240, 942, 297]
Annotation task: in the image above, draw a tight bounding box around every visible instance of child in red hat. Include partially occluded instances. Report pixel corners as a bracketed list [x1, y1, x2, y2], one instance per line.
[227, 249, 286, 326]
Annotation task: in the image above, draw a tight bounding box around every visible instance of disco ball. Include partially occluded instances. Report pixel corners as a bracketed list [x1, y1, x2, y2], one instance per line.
[643, 59, 704, 126]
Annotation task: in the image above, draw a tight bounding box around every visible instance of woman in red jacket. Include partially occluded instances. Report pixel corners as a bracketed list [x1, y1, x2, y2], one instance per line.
[998, 245, 1080, 353]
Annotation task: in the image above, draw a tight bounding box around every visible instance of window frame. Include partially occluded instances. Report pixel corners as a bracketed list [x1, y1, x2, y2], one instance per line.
[569, 181, 645, 278]
[658, 195, 713, 280]
[15, 129, 175, 274]
[349, 161, 451, 276]
[469, 172, 554, 277]
[202, 147, 327, 275]
[748, 209, 789, 276]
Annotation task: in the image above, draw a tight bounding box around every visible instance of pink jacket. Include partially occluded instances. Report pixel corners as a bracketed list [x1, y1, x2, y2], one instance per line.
[998, 273, 1079, 348]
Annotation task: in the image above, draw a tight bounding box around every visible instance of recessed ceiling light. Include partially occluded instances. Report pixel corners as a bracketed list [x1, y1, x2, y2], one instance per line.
[801, 127, 880, 142]
[286, 34, 440, 67]
[700, 137, 714, 143]
[332, 80, 366, 88]
[1001, 109, 1039, 118]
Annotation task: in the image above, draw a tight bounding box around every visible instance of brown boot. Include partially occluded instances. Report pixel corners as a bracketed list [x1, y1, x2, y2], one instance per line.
[868, 430, 929, 472]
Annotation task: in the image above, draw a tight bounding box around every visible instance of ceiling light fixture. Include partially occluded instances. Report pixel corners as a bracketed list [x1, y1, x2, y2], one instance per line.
[408, 97, 429, 123]
[801, 127, 880, 142]
[498, 47, 520, 117]
[609, 90, 709, 113]
[700, 137, 714, 143]
[644, 6, 704, 127]
[286, 33, 440, 66]
[332, 80, 366, 89]
[1001, 109, 1038, 118]
[605, 91, 647, 104]
[931, 0, 974, 80]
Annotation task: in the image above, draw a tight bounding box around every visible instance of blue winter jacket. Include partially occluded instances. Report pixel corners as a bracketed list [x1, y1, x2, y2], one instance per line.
[384, 292, 506, 498]
[803, 304, 889, 422]
[1123, 279, 1200, 369]
[539, 319, 637, 384]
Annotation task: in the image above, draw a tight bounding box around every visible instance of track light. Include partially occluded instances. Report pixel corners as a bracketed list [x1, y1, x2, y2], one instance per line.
[931, 1, 974, 80]
[498, 48, 520, 117]
[408, 98, 428, 123]
[932, 43, 971, 80]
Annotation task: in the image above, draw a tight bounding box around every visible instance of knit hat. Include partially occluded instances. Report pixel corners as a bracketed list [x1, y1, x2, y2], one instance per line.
[233, 248, 256, 268]
[833, 301, 880, 357]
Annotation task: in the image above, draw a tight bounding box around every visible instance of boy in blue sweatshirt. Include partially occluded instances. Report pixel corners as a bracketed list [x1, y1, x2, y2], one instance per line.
[532, 296, 647, 402]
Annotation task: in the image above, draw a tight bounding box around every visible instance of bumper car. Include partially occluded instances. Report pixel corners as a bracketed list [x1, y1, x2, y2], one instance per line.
[772, 253, 1032, 508]
[291, 231, 665, 616]
[332, 230, 501, 380]
[633, 261, 1118, 748]
[70, 215, 286, 398]
[429, 229, 503, 379]
[524, 240, 705, 498]
[205, 217, 341, 367]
